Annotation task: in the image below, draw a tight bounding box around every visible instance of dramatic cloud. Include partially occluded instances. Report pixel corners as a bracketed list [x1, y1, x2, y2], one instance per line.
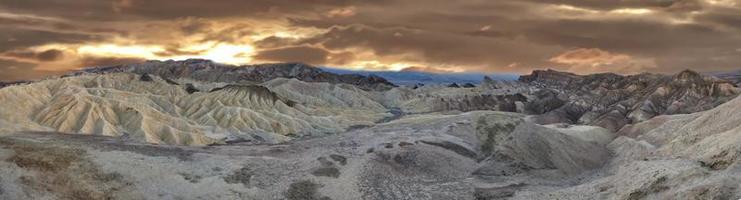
[2, 49, 64, 62]
[0, 59, 59, 81]
[549, 48, 657, 74]
[254, 46, 331, 65]
[0, 0, 740, 81]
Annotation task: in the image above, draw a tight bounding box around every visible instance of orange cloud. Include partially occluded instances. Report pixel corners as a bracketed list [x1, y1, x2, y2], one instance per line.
[549, 48, 657, 74]
[327, 7, 356, 18]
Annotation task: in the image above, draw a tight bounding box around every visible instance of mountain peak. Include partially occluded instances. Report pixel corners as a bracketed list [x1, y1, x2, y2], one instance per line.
[674, 69, 703, 80]
[519, 69, 580, 84]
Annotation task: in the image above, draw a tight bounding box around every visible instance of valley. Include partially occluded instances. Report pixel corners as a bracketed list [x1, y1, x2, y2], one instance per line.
[0, 60, 739, 199]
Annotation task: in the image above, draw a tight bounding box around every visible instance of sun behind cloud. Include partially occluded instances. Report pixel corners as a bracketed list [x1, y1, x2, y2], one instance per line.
[1, 0, 741, 81]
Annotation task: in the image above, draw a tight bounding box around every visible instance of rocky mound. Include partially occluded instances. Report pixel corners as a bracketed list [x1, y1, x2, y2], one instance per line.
[379, 85, 529, 114]
[510, 94, 741, 199]
[431, 93, 526, 113]
[73, 59, 397, 91]
[520, 69, 739, 131]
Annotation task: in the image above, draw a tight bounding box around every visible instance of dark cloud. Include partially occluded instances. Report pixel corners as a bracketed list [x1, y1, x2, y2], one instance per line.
[0, 0, 380, 21]
[327, 51, 355, 65]
[0, 0, 113, 21]
[254, 46, 331, 65]
[289, 0, 741, 73]
[519, 18, 740, 72]
[178, 17, 213, 35]
[254, 36, 299, 49]
[78, 56, 147, 67]
[0, 14, 123, 36]
[198, 23, 255, 43]
[696, 6, 741, 30]
[0, 29, 101, 52]
[37, 49, 64, 61]
[466, 30, 518, 40]
[153, 47, 207, 57]
[2, 49, 64, 62]
[297, 24, 559, 72]
[0, 59, 60, 81]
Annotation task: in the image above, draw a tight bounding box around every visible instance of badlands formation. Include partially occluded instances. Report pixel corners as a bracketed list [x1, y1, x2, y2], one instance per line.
[0, 59, 739, 199]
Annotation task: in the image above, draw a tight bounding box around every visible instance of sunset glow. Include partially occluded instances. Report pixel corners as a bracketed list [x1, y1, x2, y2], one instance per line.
[1, 0, 741, 81]
[55, 42, 255, 66]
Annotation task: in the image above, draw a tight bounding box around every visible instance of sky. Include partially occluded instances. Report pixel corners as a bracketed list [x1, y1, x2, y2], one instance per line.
[1, 0, 740, 81]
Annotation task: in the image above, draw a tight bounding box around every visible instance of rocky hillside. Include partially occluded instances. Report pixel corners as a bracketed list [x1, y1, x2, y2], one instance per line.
[504, 94, 741, 199]
[0, 73, 390, 145]
[3, 63, 736, 145]
[72, 59, 397, 91]
[0, 61, 740, 199]
[520, 69, 739, 131]
[2, 95, 739, 199]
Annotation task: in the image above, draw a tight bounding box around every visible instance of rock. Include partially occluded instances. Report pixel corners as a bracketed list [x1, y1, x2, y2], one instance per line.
[523, 89, 565, 114]
[223, 167, 253, 185]
[163, 77, 180, 85]
[501, 122, 611, 175]
[433, 94, 527, 113]
[411, 83, 424, 89]
[482, 75, 495, 85]
[329, 154, 347, 165]
[518, 69, 581, 86]
[285, 180, 331, 200]
[185, 83, 200, 94]
[311, 167, 340, 178]
[139, 73, 153, 82]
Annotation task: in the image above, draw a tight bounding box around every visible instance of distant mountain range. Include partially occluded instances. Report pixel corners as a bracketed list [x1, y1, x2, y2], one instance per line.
[708, 69, 741, 85]
[71, 59, 398, 91]
[320, 67, 519, 86]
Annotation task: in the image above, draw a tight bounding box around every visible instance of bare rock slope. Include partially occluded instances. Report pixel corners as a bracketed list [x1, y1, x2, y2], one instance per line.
[0, 110, 619, 200]
[2, 94, 739, 199]
[0, 73, 389, 145]
[520, 69, 739, 131]
[509, 93, 741, 200]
